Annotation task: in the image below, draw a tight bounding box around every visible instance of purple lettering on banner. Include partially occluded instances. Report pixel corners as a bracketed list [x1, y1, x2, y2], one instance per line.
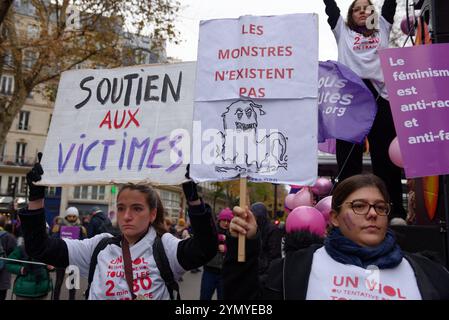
[74, 134, 86, 172]
[60, 226, 80, 240]
[380, 43, 449, 178]
[118, 132, 127, 170]
[58, 143, 76, 173]
[146, 136, 167, 169]
[127, 137, 150, 170]
[82, 140, 99, 171]
[318, 61, 377, 144]
[100, 140, 116, 170]
[166, 134, 184, 173]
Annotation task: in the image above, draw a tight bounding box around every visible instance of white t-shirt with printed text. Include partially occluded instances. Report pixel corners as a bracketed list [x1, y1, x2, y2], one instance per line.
[333, 15, 391, 99]
[306, 247, 422, 300]
[63, 227, 184, 300]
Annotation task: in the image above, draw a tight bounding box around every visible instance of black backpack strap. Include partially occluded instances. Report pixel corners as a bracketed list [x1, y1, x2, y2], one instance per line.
[84, 235, 121, 299]
[152, 235, 180, 300]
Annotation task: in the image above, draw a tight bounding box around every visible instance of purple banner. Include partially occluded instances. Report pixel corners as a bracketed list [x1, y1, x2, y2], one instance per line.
[380, 43, 449, 178]
[318, 138, 336, 154]
[318, 61, 377, 144]
[60, 226, 80, 240]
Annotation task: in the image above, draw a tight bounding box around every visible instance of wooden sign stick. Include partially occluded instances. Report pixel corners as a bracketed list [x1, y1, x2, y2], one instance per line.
[238, 176, 247, 262]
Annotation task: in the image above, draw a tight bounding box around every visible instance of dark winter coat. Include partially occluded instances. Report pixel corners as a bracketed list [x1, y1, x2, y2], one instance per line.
[87, 211, 112, 238]
[6, 246, 52, 298]
[223, 236, 449, 300]
[0, 230, 17, 290]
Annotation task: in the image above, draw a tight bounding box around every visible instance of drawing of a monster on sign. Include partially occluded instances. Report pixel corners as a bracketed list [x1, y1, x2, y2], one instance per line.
[191, 14, 319, 185]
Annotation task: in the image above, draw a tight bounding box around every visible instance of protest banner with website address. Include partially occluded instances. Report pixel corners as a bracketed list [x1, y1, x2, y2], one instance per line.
[191, 13, 319, 186]
[39, 62, 195, 186]
[379, 43, 449, 178]
[318, 60, 377, 144]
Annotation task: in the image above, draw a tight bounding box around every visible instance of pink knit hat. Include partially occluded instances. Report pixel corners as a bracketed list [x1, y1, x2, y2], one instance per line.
[218, 208, 233, 221]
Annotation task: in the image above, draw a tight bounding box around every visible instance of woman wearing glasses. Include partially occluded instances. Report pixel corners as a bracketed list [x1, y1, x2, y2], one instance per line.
[223, 174, 449, 299]
[323, 0, 407, 222]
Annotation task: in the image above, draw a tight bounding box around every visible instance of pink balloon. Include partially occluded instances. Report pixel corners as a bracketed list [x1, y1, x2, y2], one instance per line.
[311, 177, 333, 196]
[284, 194, 296, 210]
[286, 206, 326, 236]
[292, 187, 314, 208]
[388, 137, 403, 168]
[400, 16, 415, 36]
[314, 196, 332, 223]
[290, 185, 301, 189]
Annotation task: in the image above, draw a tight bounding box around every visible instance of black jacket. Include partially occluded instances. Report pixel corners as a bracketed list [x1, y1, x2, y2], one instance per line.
[257, 221, 282, 276]
[87, 211, 110, 238]
[19, 201, 218, 272]
[223, 236, 449, 300]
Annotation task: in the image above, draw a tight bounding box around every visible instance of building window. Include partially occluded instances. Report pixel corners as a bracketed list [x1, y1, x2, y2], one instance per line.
[15, 142, 26, 164]
[159, 189, 181, 217]
[74, 186, 80, 199]
[98, 186, 105, 200]
[73, 185, 106, 200]
[23, 50, 37, 69]
[15, 0, 36, 15]
[20, 176, 27, 195]
[135, 49, 150, 64]
[0, 143, 5, 162]
[91, 186, 98, 200]
[47, 187, 57, 197]
[81, 186, 88, 199]
[0, 75, 14, 95]
[3, 52, 12, 67]
[27, 24, 39, 39]
[18, 111, 30, 130]
[7, 176, 19, 196]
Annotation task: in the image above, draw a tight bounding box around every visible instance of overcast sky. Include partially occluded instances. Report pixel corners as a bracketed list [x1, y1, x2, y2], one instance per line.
[166, 0, 355, 62]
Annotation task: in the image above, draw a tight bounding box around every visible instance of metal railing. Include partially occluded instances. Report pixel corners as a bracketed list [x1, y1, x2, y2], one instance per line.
[0, 154, 36, 166]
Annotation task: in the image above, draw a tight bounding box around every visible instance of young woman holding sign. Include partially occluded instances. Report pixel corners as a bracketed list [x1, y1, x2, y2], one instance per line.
[19, 159, 217, 300]
[223, 174, 449, 300]
[323, 0, 406, 221]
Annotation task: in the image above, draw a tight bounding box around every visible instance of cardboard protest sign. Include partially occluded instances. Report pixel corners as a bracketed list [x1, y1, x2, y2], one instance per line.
[191, 14, 319, 185]
[380, 44, 449, 178]
[195, 13, 318, 101]
[40, 62, 195, 186]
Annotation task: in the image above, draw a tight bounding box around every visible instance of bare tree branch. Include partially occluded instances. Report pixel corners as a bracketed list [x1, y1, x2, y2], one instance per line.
[0, 0, 180, 145]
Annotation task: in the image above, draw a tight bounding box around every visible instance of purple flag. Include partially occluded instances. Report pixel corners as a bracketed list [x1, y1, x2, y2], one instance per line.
[318, 138, 337, 154]
[318, 61, 377, 144]
[60, 226, 80, 240]
[379, 43, 449, 178]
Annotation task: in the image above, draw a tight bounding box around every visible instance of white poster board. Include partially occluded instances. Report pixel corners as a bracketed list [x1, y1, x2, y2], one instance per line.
[192, 14, 319, 185]
[40, 62, 195, 186]
[195, 13, 318, 101]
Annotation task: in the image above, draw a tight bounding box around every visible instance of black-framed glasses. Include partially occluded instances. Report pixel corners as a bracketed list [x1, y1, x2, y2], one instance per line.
[343, 200, 391, 216]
